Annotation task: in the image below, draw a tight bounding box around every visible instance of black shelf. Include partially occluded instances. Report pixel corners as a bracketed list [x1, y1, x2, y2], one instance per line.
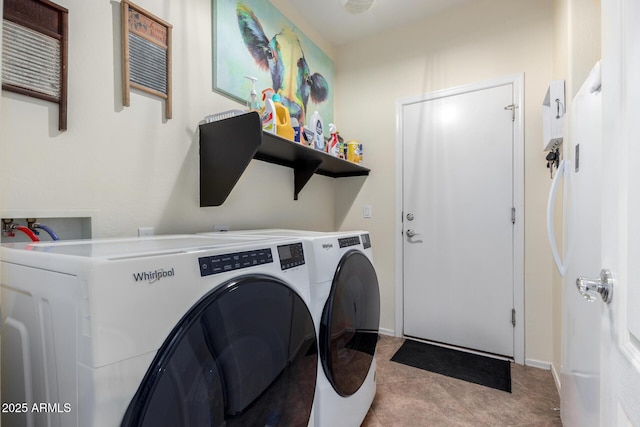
[199, 111, 370, 206]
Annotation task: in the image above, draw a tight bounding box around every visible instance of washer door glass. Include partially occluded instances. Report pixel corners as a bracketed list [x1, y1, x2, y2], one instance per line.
[121, 275, 317, 427]
[320, 250, 380, 397]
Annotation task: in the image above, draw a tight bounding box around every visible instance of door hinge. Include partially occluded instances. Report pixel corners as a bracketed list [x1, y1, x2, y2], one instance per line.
[504, 104, 517, 122]
[512, 309, 516, 327]
[511, 207, 516, 224]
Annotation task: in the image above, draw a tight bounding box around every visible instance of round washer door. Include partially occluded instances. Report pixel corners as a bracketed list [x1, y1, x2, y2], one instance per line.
[121, 275, 317, 427]
[320, 250, 380, 397]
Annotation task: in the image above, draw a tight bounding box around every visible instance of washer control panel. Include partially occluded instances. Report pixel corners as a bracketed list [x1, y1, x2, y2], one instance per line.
[361, 233, 371, 249]
[338, 235, 361, 248]
[277, 243, 305, 270]
[199, 248, 273, 277]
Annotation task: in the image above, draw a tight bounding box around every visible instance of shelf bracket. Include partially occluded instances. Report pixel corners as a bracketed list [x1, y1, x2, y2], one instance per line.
[294, 158, 322, 200]
[199, 112, 262, 206]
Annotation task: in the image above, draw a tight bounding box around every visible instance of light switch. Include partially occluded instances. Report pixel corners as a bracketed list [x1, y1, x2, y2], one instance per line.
[363, 205, 372, 219]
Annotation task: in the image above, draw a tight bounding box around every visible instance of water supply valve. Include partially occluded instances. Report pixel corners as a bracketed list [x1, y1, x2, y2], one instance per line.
[2, 219, 16, 237]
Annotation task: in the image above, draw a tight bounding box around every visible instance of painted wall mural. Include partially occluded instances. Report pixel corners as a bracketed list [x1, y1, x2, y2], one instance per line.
[213, 0, 334, 126]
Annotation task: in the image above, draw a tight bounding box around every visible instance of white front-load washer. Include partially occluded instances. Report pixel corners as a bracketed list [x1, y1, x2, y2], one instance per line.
[203, 230, 380, 427]
[1, 234, 317, 427]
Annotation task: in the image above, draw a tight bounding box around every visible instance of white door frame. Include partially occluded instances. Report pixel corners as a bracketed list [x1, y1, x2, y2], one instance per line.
[394, 74, 525, 364]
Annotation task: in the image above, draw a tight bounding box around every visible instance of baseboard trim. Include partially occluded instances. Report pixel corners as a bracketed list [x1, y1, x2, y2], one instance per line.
[551, 363, 562, 393]
[525, 358, 552, 370]
[379, 327, 395, 337]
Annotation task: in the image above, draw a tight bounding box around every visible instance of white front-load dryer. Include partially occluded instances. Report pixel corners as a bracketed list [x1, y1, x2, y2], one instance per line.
[1, 234, 317, 427]
[203, 230, 380, 427]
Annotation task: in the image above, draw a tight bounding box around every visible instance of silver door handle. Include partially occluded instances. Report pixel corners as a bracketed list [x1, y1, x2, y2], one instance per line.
[406, 229, 420, 238]
[576, 269, 613, 303]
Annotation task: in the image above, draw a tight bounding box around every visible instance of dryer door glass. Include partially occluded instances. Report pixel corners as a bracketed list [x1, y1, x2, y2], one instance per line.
[320, 250, 380, 397]
[121, 275, 317, 427]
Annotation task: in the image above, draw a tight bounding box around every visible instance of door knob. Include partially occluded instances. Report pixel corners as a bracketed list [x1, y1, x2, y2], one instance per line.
[576, 269, 613, 303]
[406, 229, 420, 238]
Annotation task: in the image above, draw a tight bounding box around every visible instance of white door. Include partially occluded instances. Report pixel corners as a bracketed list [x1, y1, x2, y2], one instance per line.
[564, 1, 640, 424]
[560, 67, 602, 427]
[401, 80, 519, 357]
[596, 0, 640, 424]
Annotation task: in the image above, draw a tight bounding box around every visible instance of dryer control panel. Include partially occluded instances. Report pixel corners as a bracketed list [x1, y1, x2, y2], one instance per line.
[277, 243, 305, 270]
[198, 248, 273, 276]
[338, 235, 361, 248]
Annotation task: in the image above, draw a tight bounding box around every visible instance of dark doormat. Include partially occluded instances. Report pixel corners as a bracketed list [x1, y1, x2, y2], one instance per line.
[391, 339, 511, 393]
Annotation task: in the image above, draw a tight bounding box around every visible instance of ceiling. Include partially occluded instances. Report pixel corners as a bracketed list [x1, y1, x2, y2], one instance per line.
[285, 0, 474, 46]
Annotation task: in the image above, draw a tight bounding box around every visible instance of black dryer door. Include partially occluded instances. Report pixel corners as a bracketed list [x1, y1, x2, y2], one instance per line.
[121, 274, 317, 427]
[320, 250, 380, 397]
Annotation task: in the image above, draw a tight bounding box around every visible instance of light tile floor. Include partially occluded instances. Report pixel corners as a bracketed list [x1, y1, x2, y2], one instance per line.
[362, 335, 562, 426]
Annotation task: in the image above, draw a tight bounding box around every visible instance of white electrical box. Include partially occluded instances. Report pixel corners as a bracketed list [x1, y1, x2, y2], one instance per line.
[542, 80, 566, 151]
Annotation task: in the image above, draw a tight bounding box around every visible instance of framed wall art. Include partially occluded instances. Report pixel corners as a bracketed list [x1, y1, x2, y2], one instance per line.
[213, 0, 334, 127]
[121, 0, 172, 120]
[2, 0, 69, 130]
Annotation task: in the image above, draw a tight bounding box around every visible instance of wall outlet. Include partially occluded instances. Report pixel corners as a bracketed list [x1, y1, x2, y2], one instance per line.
[214, 225, 230, 232]
[138, 227, 154, 236]
[363, 205, 372, 219]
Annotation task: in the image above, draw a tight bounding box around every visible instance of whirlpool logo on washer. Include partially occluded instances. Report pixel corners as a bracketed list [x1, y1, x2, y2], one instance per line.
[322, 243, 333, 250]
[133, 268, 175, 284]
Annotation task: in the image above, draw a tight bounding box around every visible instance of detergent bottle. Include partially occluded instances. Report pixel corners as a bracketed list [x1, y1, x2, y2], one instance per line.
[261, 88, 276, 134]
[327, 123, 339, 156]
[308, 111, 324, 151]
[336, 131, 346, 159]
[261, 88, 275, 104]
[291, 118, 301, 143]
[271, 93, 295, 141]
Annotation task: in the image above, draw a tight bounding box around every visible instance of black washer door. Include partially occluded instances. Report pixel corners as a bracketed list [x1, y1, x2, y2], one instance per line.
[121, 275, 317, 427]
[320, 250, 380, 397]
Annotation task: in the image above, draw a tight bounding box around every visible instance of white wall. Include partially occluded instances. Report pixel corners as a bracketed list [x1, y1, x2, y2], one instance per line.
[0, 0, 337, 237]
[334, 0, 556, 363]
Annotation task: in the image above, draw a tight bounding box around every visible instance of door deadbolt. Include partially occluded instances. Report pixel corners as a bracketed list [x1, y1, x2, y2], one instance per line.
[406, 213, 414, 221]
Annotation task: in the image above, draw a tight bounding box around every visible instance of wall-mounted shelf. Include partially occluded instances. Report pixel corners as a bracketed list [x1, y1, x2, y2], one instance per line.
[199, 112, 370, 206]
